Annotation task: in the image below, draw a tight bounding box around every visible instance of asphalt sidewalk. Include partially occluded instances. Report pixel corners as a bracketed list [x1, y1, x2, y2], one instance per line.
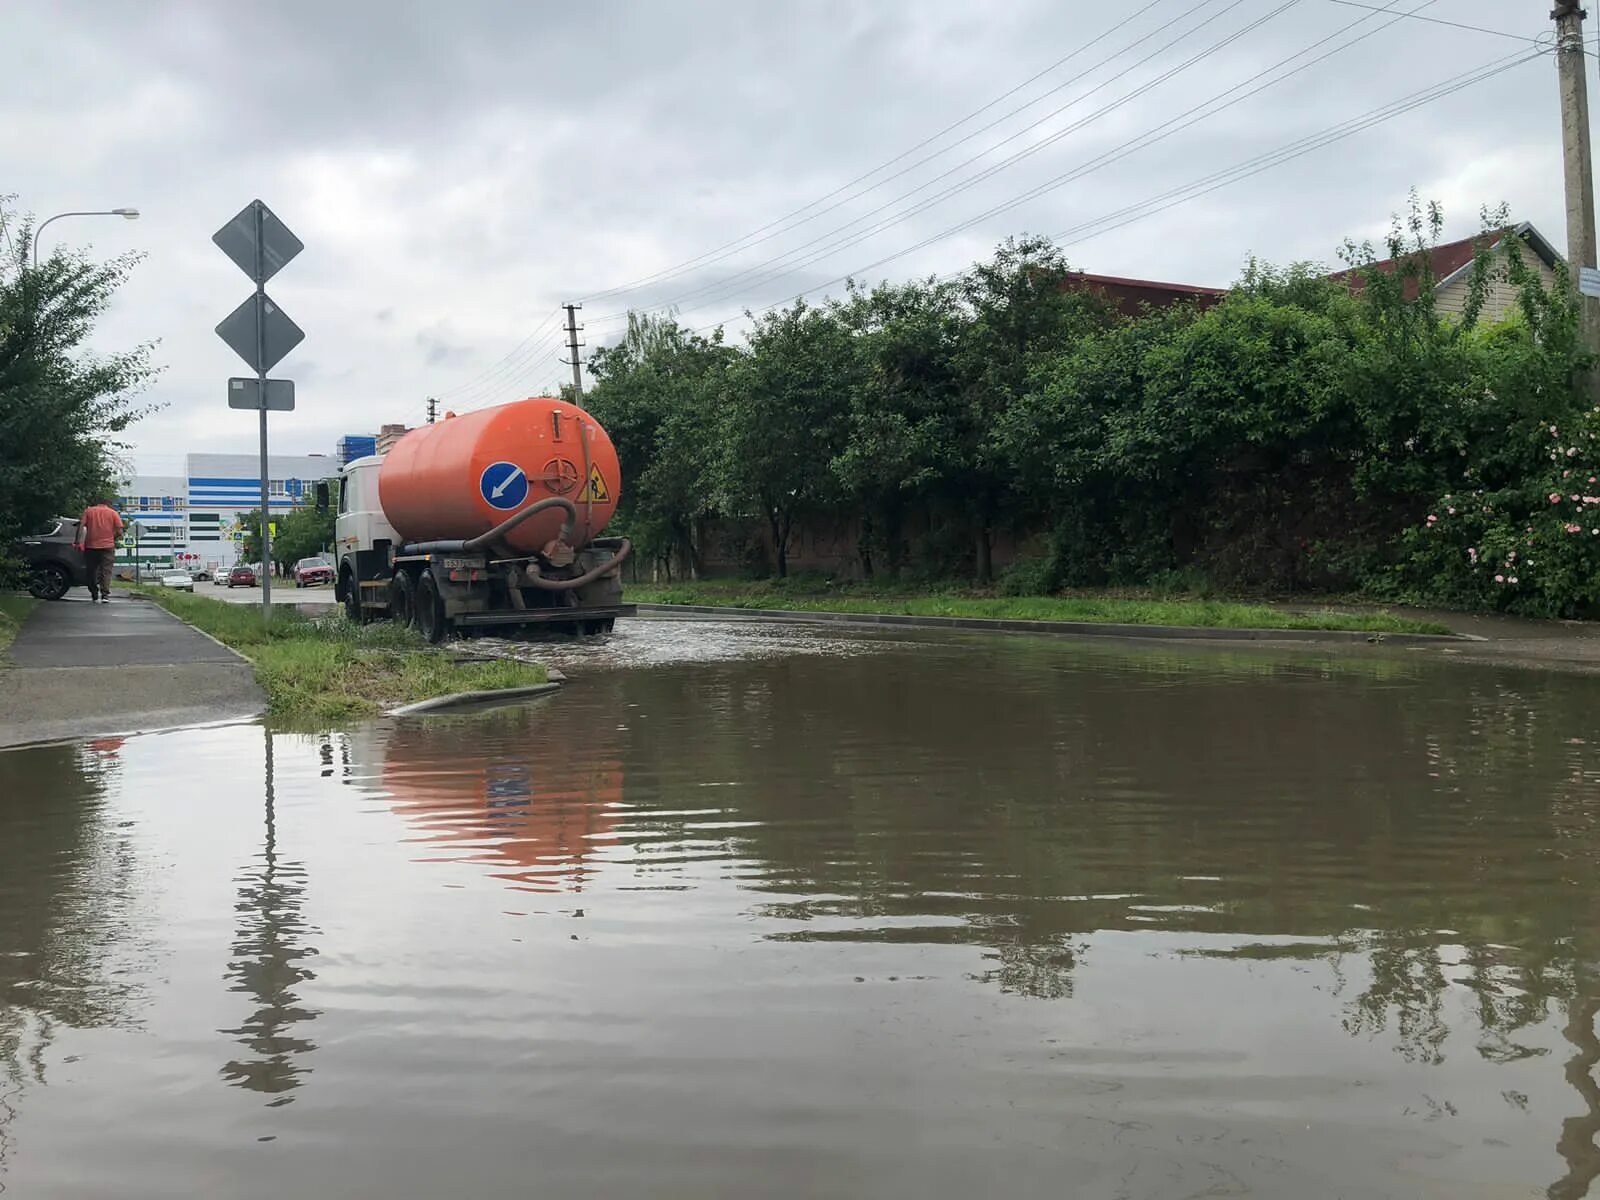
[0, 596, 265, 749]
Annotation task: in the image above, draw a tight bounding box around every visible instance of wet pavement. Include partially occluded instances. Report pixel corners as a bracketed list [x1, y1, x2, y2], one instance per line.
[0, 596, 263, 748]
[202, 581, 338, 610]
[3, 621, 1599, 1197]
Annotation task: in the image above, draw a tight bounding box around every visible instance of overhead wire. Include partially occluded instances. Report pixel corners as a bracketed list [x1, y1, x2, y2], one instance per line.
[676, 0, 1416, 330]
[1046, 48, 1544, 249]
[591, 0, 1285, 326]
[1322, 0, 1551, 44]
[430, 304, 563, 401]
[691, 42, 1540, 334]
[578, 0, 1183, 307]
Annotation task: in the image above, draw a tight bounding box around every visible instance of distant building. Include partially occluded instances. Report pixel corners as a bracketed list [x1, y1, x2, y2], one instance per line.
[113, 475, 187, 570]
[115, 452, 339, 571]
[1063, 271, 1227, 317]
[375, 423, 411, 457]
[1334, 222, 1562, 322]
[337, 434, 377, 464]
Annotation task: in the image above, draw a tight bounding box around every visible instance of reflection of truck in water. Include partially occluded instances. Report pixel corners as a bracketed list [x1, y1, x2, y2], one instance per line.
[342, 707, 621, 894]
[332, 396, 632, 642]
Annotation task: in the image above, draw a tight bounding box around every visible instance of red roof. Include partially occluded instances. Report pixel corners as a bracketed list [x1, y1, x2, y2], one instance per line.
[1332, 223, 1562, 299]
[1064, 271, 1227, 317]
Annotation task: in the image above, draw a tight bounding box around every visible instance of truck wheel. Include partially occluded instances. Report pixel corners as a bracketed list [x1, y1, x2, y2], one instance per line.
[415, 572, 447, 644]
[28, 563, 71, 601]
[341, 568, 367, 624]
[390, 571, 416, 629]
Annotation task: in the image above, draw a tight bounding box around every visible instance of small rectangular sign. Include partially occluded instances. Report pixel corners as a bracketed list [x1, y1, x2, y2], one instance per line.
[228, 377, 296, 411]
[1582, 267, 1600, 299]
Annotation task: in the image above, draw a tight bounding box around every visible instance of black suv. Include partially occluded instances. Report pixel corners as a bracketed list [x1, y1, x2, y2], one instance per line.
[11, 517, 90, 600]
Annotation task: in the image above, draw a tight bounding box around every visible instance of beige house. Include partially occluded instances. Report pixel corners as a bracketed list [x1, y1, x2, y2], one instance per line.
[1340, 222, 1562, 322]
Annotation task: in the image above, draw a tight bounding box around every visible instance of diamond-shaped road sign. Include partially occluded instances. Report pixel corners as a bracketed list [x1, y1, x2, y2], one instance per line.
[215, 293, 304, 374]
[228, 377, 296, 411]
[213, 200, 303, 284]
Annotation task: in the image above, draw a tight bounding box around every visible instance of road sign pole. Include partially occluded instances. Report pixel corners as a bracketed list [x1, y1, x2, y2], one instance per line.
[254, 203, 272, 617]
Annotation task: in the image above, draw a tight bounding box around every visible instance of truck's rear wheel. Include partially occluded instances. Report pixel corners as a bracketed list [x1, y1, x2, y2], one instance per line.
[415, 572, 447, 644]
[341, 568, 366, 624]
[390, 570, 416, 629]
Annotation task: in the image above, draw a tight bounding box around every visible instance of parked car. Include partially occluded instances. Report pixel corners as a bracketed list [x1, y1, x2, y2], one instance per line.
[226, 565, 257, 588]
[293, 557, 334, 587]
[160, 570, 195, 592]
[214, 568, 233, 585]
[11, 517, 89, 601]
[193, 567, 213, 582]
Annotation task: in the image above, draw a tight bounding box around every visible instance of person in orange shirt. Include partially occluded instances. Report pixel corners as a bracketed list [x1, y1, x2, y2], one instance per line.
[75, 497, 124, 604]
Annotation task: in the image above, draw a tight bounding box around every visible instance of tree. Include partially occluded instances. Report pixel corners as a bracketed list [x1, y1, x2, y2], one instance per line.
[828, 278, 965, 577]
[719, 302, 857, 577]
[586, 314, 733, 579]
[953, 236, 1109, 582]
[0, 200, 158, 558]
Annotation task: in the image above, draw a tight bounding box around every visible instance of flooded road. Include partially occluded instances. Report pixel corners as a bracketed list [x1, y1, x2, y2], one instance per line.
[3, 621, 1600, 1198]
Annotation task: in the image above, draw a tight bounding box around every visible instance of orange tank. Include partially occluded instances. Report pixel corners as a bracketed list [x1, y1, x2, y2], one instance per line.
[378, 396, 621, 554]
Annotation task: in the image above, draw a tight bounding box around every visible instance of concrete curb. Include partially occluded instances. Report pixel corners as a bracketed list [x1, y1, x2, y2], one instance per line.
[386, 681, 562, 716]
[631, 603, 1467, 646]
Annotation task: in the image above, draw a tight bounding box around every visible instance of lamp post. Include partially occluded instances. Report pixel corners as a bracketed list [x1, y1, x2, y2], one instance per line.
[32, 208, 140, 268]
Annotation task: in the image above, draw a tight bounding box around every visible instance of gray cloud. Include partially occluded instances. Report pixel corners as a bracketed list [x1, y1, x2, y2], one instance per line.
[1, 0, 1571, 470]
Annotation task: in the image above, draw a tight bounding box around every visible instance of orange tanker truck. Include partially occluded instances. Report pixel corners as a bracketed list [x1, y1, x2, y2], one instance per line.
[330, 395, 631, 642]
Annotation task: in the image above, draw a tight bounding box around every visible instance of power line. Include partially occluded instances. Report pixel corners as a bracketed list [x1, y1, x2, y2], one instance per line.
[432, 305, 563, 401]
[1322, 0, 1549, 44]
[678, 0, 1419, 329]
[594, 0, 1285, 325]
[692, 44, 1537, 335]
[578, 0, 1184, 307]
[1047, 49, 1542, 247]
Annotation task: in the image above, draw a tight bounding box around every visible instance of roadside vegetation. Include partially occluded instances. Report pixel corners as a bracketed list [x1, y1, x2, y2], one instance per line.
[0, 593, 37, 663]
[131, 588, 548, 723]
[0, 199, 157, 565]
[627, 580, 1450, 636]
[587, 197, 1598, 620]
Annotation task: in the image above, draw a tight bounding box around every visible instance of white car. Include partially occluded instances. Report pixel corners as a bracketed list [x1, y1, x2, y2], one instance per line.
[159, 570, 195, 592]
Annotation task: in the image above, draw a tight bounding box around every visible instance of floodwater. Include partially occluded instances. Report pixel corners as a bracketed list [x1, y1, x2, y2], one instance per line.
[3, 620, 1599, 1199]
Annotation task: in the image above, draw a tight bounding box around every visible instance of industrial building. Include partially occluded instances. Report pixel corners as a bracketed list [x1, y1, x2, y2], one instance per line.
[116, 451, 341, 571]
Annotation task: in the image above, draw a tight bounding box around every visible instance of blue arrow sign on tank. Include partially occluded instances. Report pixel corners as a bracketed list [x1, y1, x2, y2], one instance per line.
[479, 461, 529, 511]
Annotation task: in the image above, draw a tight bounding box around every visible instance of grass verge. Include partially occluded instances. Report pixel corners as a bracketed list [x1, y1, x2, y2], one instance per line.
[627, 580, 1454, 636]
[131, 587, 548, 723]
[0, 593, 39, 664]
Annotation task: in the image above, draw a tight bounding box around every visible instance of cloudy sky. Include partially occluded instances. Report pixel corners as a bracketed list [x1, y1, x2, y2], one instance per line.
[2, 0, 1576, 475]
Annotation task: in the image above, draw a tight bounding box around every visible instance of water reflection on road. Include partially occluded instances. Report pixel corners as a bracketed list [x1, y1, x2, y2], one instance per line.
[2, 623, 1600, 1197]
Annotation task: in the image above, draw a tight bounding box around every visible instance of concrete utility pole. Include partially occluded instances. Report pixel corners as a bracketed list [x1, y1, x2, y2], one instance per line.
[1555, 1, 1600, 367]
[426, 396, 438, 424]
[562, 303, 585, 400]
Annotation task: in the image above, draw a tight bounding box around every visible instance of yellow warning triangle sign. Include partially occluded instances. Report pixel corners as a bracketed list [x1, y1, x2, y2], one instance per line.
[578, 465, 610, 502]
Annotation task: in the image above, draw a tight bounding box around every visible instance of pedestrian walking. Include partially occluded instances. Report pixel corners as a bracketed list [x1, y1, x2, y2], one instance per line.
[75, 497, 124, 604]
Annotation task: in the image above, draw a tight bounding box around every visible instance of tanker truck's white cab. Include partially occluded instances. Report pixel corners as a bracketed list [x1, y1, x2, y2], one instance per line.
[334, 456, 399, 565]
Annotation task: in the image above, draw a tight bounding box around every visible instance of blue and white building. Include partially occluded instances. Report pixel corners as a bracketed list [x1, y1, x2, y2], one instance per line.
[118, 451, 340, 571]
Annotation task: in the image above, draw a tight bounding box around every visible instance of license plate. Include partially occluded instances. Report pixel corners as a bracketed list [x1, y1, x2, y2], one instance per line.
[440, 557, 481, 570]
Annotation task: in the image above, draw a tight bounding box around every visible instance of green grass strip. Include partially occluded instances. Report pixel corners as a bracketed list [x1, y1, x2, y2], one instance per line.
[627, 582, 1453, 636]
[0, 593, 39, 665]
[130, 587, 548, 723]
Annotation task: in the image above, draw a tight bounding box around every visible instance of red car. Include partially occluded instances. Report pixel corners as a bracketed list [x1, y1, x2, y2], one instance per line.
[293, 557, 334, 587]
[226, 565, 257, 588]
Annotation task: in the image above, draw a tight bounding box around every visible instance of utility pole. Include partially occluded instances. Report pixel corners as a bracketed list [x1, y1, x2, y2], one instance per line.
[425, 396, 438, 424]
[1555, 1, 1600, 375]
[562, 303, 585, 400]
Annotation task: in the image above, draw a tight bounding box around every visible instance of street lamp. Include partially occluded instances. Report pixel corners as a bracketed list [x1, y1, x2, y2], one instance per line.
[32, 208, 140, 268]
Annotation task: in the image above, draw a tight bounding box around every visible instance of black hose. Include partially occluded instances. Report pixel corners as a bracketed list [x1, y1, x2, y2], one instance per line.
[401, 496, 578, 556]
[523, 538, 632, 591]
